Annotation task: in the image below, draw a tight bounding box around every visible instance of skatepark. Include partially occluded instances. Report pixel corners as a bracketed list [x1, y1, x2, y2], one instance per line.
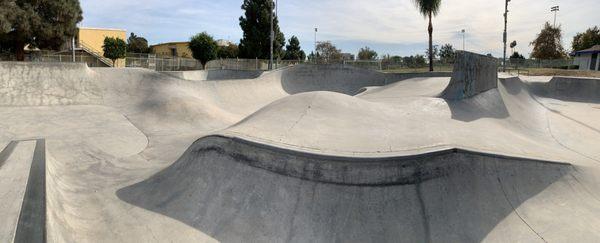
[1, 51, 600, 242]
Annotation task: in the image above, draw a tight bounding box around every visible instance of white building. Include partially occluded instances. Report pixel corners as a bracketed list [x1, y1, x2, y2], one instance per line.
[216, 39, 234, 47]
[572, 45, 600, 71]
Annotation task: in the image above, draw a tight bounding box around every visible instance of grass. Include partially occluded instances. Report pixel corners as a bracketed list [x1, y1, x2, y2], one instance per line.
[382, 66, 453, 73]
[383, 66, 600, 78]
[521, 68, 600, 78]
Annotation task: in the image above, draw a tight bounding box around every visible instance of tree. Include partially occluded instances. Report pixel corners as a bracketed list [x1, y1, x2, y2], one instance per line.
[0, 0, 83, 60]
[403, 55, 427, 68]
[0, 1, 17, 34]
[439, 44, 455, 63]
[103, 37, 127, 67]
[127, 33, 149, 53]
[572, 26, 600, 51]
[510, 52, 525, 59]
[530, 22, 566, 59]
[283, 36, 306, 60]
[412, 0, 442, 72]
[217, 43, 239, 58]
[316, 41, 342, 63]
[425, 44, 439, 60]
[238, 0, 285, 59]
[189, 32, 218, 68]
[358, 46, 378, 60]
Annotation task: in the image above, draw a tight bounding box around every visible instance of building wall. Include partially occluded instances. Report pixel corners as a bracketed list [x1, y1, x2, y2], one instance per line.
[151, 42, 193, 58]
[574, 55, 591, 71]
[77, 27, 127, 67]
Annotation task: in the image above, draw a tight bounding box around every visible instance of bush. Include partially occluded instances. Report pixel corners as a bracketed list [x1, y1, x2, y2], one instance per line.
[189, 32, 218, 68]
[103, 37, 127, 67]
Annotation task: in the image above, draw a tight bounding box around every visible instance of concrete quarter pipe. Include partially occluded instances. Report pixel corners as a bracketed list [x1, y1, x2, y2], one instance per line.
[1, 52, 600, 242]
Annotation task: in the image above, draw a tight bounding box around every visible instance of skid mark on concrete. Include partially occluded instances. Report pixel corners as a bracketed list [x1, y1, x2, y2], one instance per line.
[14, 139, 46, 243]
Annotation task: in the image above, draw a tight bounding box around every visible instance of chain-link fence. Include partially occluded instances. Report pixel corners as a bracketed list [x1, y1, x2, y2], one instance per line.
[0, 52, 110, 67]
[1, 51, 579, 74]
[205, 58, 302, 71]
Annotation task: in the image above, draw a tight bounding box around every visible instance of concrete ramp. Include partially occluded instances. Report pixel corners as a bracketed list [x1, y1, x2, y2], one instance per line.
[117, 135, 600, 242]
[440, 51, 498, 100]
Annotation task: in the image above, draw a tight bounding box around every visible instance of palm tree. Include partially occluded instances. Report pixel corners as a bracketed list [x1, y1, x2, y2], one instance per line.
[413, 0, 442, 72]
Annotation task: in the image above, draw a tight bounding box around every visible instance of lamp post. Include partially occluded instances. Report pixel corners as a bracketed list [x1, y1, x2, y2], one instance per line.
[502, 0, 510, 72]
[269, 0, 274, 70]
[314, 27, 318, 63]
[551, 6, 559, 28]
[461, 29, 465, 51]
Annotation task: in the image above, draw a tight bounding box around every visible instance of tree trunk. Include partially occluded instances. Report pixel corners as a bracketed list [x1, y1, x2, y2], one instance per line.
[428, 12, 434, 72]
[15, 39, 25, 61]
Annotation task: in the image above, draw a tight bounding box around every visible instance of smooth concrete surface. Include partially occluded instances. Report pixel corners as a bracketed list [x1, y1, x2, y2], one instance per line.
[1, 61, 600, 242]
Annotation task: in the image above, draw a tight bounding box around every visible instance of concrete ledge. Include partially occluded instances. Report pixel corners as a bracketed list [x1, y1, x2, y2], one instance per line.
[440, 51, 498, 100]
[190, 135, 570, 186]
[527, 76, 600, 102]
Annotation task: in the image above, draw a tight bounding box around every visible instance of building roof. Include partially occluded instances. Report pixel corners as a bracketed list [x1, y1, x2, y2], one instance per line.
[150, 42, 190, 48]
[572, 45, 600, 55]
[78, 27, 127, 32]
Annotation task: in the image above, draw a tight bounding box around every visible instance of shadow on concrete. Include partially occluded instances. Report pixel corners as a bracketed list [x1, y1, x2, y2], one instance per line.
[117, 136, 570, 242]
[445, 89, 510, 122]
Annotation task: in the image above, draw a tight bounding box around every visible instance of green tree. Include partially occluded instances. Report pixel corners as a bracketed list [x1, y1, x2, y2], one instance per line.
[0, 0, 83, 60]
[510, 52, 525, 59]
[189, 32, 218, 68]
[316, 41, 342, 63]
[102, 37, 127, 67]
[402, 55, 427, 68]
[0, 1, 17, 34]
[127, 33, 149, 53]
[425, 44, 439, 60]
[572, 26, 600, 51]
[283, 36, 306, 60]
[238, 0, 285, 59]
[530, 22, 566, 59]
[439, 44, 455, 63]
[412, 0, 442, 71]
[217, 43, 239, 58]
[358, 46, 378, 60]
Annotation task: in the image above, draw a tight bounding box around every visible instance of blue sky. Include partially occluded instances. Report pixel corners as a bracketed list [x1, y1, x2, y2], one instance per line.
[80, 0, 600, 57]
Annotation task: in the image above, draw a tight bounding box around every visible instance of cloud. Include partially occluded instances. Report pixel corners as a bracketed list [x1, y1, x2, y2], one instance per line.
[80, 0, 600, 57]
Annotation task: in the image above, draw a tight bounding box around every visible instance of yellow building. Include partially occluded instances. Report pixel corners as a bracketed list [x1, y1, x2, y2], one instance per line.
[75, 27, 127, 67]
[150, 42, 193, 58]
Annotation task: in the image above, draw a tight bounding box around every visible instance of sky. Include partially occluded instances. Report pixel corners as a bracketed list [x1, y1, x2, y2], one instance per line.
[79, 0, 600, 58]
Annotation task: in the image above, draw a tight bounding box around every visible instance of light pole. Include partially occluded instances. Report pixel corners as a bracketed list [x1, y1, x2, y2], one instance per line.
[461, 29, 465, 51]
[502, 0, 510, 72]
[551, 6, 559, 28]
[314, 27, 318, 63]
[269, 0, 274, 70]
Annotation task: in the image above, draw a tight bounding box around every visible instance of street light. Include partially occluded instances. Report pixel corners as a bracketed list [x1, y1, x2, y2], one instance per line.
[551, 6, 559, 28]
[314, 27, 318, 63]
[269, 0, 274, 70]
[461, 29, 465, 51]
[502, 0, 511, 72]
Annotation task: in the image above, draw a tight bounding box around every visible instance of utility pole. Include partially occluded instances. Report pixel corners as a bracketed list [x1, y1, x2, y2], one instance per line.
[502, 0, 510, 72]
[72, 37, 76, 62]
[461, 29, 465, 51]
[551, 6, 559, 28]
[269, 0, 274, 70]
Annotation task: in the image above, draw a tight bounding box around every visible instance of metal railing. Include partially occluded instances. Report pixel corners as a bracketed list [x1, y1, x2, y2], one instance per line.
[0, 52, 109, 67]
[77, 41, 114, 67]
